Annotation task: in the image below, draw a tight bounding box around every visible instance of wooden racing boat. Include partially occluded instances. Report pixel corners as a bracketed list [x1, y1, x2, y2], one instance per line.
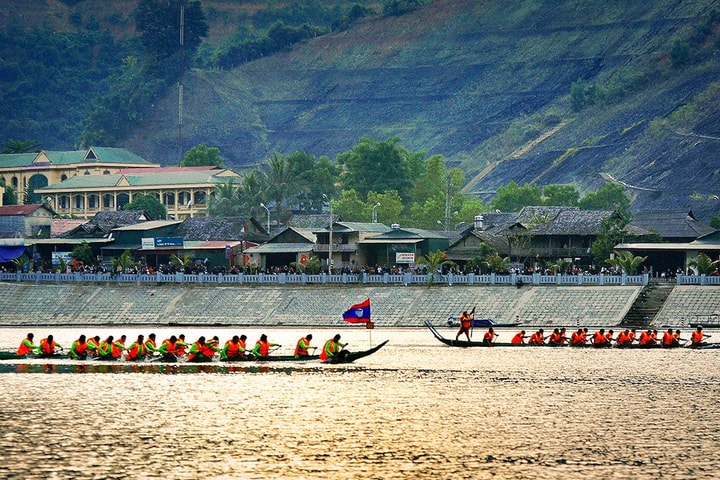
[0, 352, 66, 361]
[208, 340, 389, 363]
[426, 321, 547, 347]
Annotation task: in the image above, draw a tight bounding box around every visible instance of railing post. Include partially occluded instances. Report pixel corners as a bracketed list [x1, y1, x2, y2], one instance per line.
[342, 273, 347, 284]
[490, 272, 496, 285]
[577, 273, 583, 285]
[279, 273, 286, 284]
[363, 272, 368, 283]
[701, 274, 707, 286]
[383, 273, 389, 284]
[468, 273, 474, 285]
[621, 272, 627, 285]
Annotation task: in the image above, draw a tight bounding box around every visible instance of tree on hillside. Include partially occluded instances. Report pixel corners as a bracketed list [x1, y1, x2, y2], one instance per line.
[123, 193, 167, 220]
[337, 137, 419, 201]
[262, 153, 297, 220]
[333, 189, 367, 222]
[542, 184, 580, 206]
[135, 0, 208, 63]
[286, 151, 337, 212]
[235, 170, 265, 219]
[367, 190, 404, 225]
[181, 143, 222, 167]
[579, 183, 631, 216]
[491, 181, 541, 212]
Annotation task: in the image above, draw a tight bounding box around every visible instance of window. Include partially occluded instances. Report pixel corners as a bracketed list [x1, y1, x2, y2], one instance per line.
[163, 192, 175, 206]
[103, 194, 114, 208]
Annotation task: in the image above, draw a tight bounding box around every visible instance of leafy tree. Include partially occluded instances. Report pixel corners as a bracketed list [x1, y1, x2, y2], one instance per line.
[135, 0, 208, 63]
[590, 215, 630, 266]
[71, 241, 94, 267]
[337, 137, 417, 201]
[2, 139, 42, 154]
[579, 183, 631, 216]
[688, 252, 720, 275]
[0, 178, 18, 205]
[333, 189, 366, 222]
[367, 190, 404, 225]
[181, 143, 222, 167]
[286, 151, 337, 212]
[11, 255, 31, 273]
[606, 250, 647, 275]
[491, 181, 541, 212]
[484, 253, 510, 274]
[542, 184, 580, 206]
[290, 255, 322, 274]
[710, 215, 720, 230]
[123, 193, 167, 220]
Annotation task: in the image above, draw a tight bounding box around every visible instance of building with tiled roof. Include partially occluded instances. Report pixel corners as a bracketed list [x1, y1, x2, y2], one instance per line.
[0, 147, 159, 205]
[0, 204, 54, 238]
[35, 166, 241, 219]
[628, 210, 716, 242]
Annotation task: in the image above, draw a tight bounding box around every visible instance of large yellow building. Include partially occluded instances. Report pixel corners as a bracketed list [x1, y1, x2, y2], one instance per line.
[0, 147, 159, 205]
[35, 166, 241, 219]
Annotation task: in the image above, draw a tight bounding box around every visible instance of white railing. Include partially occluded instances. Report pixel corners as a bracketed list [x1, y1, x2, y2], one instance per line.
[0, 271, 650, 286]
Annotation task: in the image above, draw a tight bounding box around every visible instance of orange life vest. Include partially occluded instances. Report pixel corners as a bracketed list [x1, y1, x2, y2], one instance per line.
[224, 340, 241, 358]
[691, 330, 704, 344]
[593, 332, 607, 345]
[255, 340, 270, 357]
[511, 332, 525, 344]
[17, 338, 34, 355]
[662, 331, 675, 346]
[40, 338, 56, 355]
[294, 337, 310, 357]
[127, 342, 146, 360]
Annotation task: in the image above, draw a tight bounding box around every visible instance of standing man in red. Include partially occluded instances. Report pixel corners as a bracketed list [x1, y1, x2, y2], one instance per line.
[455, 307, 475, 341]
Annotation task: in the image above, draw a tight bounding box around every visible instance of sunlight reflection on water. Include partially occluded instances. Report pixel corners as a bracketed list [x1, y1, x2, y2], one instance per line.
[0, 327, 719, 479]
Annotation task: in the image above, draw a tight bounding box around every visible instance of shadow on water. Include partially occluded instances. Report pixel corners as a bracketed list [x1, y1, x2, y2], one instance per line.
[0, 362, 369, 374]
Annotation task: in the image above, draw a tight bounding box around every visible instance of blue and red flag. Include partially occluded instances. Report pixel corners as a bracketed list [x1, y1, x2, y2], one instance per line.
[342, 298, 371, 324]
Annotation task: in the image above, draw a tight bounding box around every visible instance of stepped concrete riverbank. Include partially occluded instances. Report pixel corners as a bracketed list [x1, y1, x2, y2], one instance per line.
[0, 282, 716, 328]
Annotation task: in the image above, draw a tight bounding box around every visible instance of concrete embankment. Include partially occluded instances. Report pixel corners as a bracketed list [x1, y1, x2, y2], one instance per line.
[0, 282, 654, 328]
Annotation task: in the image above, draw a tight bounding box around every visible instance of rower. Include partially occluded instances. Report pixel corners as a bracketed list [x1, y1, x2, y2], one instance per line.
[591, 329, 609, 347]
[528, 329, 545, 346]
[616, 329, 632, 347]
[69, 335, 89, 359]
[690, 325, 711, 347]
[320, 334, 347, 360]
[294, 334, 315, 358]
[661, 328, 677, 348]
[511, 330, 527, 344]
[221, 335, 245, 360]
[252, 334, 280, 359]
[39, 335, 62, 356]
[158, 335, 180, 359]
[547, 328, 563, 346]
[482, 327, 497, 346]
[569, 328, 585, 346]
[126, 335, 147, 361]
[16, 333, 39, 356]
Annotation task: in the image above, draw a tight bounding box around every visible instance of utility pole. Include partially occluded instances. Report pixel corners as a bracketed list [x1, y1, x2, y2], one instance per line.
[178, 1, 185, 164]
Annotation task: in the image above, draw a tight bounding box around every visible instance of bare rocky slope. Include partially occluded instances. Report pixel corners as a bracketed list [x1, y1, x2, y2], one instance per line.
[5, 0, 720, 220]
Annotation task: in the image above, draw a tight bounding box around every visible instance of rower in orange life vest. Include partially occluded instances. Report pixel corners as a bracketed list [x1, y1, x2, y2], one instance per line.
[662, 328, 680, 348]
[16, 333, 39, 356]
[547, 328, 564, 346]
[569, 328, 585, 346]
[221, 335, 245, 360]
[39, 335, 62, 356]
[87, 336, 101, 356]
[690, 325, 711, 347]
[616, 329, 633, 347]
[294, 334, 315, 358]
[69, 335, 89, 359]
[112, 335, 126, 359]
[591, 329, 610, 347]
[320, 334, 348, 361]
[528, 329, 545, 345]
[158, 335, 180, 359]
[511, 330, 527, 344]
[144, 333, 159, 355]
[126, 334, 147, 361]
[639, 329, 656, 346]
[482, 327, 497, 346]
[98, 336, 116, 358]
[252, 334, 280, 358]
[455, 307, 475, 341]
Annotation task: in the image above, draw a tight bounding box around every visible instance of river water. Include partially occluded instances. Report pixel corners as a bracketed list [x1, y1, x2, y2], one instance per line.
[0, 326, 718, 479]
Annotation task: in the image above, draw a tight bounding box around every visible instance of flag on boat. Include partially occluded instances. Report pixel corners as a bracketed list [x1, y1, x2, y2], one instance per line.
[342, 298, 371, 324]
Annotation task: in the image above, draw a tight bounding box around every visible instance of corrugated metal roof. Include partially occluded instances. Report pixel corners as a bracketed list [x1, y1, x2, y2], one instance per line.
[36, 168, 241, 191]
[112, 220, 182, 231]
[244, 243, 314, 254]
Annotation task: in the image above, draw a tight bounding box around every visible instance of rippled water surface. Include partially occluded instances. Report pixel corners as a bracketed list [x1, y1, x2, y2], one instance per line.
[1, 326, 719, 479]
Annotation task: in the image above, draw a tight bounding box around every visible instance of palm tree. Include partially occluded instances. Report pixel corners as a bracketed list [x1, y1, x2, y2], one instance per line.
[207, 181, 240, 216]
[688, 252, 720, 275]
[262, 153, 296, 219]
[169, 253, 193, 273]
[112, 249, 137, 274]
[416, 250, 455, 286]
[236, 170, 265, 218]
[606, 250, 647, 275]
[484, 253, 510, 274]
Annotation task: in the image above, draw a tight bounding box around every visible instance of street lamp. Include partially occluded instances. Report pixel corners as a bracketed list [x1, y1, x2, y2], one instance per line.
[322, 194, 333, 273]
[259, 203, 270, 234]
[372, 202, 381, 223]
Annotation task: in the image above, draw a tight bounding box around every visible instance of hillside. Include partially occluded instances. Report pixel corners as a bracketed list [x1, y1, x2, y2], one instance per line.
[3, 0, 720, 221]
